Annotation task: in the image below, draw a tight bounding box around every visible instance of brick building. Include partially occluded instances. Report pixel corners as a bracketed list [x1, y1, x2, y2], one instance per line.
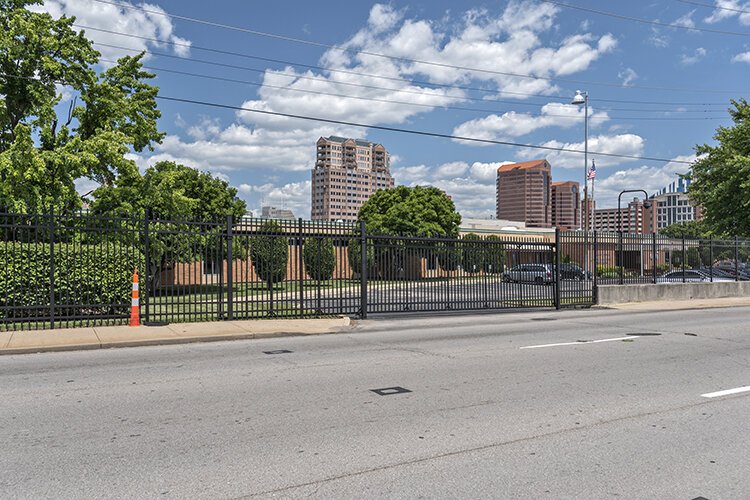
[496, 160, 552, 228]
[311, 136, 394, 221]
[551, 181, 580, 231]
[592, 198, 656, 233]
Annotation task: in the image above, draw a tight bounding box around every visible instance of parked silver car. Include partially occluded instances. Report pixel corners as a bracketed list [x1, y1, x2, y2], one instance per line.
[502, 264, 554, 285]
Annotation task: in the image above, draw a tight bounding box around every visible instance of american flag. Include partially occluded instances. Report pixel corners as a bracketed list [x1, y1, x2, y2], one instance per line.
[587, 160, 596, 180]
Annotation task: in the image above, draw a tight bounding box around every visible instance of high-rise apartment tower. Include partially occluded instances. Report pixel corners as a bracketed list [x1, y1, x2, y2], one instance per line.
[311, 136, 394, 221]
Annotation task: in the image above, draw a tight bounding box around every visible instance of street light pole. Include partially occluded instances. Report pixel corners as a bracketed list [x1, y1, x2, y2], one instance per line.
[572, 90, 589, 275]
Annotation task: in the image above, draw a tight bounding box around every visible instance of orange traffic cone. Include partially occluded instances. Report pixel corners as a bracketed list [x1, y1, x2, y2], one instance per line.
[130, 268, 140, 327]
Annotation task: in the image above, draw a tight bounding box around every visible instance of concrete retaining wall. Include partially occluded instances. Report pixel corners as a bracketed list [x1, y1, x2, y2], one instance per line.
[596, 281, 750, 305]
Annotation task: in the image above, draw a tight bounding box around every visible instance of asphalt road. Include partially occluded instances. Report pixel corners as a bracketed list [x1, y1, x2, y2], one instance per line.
[1, 306, 749, 499]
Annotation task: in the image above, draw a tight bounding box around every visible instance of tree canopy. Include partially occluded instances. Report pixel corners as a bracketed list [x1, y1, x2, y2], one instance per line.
[90, 161, 246, 220]
[689, 98, 750, 237]
[357, 185, 461, 237]
[659, 220, 712, 239]
[0, 0, 163, 212]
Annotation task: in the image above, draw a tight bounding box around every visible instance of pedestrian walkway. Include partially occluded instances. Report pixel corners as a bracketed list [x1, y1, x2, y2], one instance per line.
[0, 317, 351, 355]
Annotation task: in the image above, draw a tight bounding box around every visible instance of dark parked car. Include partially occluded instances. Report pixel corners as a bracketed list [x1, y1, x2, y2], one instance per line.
[555, 263, 591, 281]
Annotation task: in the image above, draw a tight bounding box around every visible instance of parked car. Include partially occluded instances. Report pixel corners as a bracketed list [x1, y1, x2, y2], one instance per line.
[657, 270, 733, 283]
[502, 264, 554, 285]
[555, 263, 591, 281]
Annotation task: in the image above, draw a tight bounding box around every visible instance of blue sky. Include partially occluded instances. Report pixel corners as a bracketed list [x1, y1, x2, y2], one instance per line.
[42, 0, 750, 218]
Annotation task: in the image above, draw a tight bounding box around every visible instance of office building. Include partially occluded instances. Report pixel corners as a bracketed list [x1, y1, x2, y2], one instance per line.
[261, 206, 295, 220]
[311, 136, 394, 221]
[592, 198, 656, 234]
[551, 181, 580, 231]
[496, 159, 552, 228]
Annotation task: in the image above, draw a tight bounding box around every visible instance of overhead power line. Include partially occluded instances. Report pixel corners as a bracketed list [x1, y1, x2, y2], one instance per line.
[80, 27, 731, 107]
[82, 1, 744, 94]
[677, 0, 750, 15]
[542, 0, 750, 36]
[0, 71, 696, 165]
[93, 41, 730, 114]
[153, 95, 696, 165]
[106, 58, 727, 122]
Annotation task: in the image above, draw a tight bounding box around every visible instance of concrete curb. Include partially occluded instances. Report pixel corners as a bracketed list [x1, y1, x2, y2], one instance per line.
[0, 317, 352, 355]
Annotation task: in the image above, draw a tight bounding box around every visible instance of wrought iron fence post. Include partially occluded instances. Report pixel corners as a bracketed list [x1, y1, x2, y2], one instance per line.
[734, 235, 739, 282]
[618, 230, 624, 285]
[682, 233, 686, 283]
[359, 220, 367, 319]
[709, 236, 713, 282]
[652, 232, 657, 284]
[226, 215, 233, 321]
[593, 230, 598, 304]
[554, 228, 561, 310]
[49, 205, 55, 330]
[143, 209, 151, 324]
[298, 218, 304, 317]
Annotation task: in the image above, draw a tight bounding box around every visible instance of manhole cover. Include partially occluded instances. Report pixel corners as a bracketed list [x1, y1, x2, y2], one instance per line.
[371, 386, 411, 396]
[263, 349, 293, 355]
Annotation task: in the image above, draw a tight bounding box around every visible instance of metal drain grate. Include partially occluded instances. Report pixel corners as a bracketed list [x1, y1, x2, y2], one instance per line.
[371, 387, 411, 396]
[627, 333, 661, 336]
[531, 318, 557, 321]
[263, 349, 293, 355]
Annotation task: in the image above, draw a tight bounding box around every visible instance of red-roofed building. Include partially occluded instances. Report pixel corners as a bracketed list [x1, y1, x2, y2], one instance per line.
[496, 160, 552, 228]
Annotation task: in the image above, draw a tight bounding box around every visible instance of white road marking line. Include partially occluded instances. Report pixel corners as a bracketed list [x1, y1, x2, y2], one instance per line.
[519, 336, 639, 349]
[701, 385, 750, 398]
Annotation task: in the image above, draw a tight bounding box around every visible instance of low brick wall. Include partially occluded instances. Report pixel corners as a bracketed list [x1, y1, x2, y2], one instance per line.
[596, 281, 750, 305]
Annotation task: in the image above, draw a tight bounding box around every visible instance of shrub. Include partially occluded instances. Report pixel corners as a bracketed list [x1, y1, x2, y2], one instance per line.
[303, 237, 336, 282]
[438, 240, 460, 272]
[596, 265, 623, 279]
[250, 220, 288, 289]
[483, 235, 506, 274]
[347, 233, 374, 277]
[0, 241, 143, 320]
[461, 233, 483, 274]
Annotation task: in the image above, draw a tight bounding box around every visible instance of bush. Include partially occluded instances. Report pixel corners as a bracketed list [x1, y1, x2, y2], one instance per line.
[250, 220, 288, 289]
[0, 241, 143, 319]
[596, 265, 623, 279]
[483, 235, 506, 274]
[304, 237, 336, 282]
[438, 241, 460, 272]
[461, 234, 483, 274]
[347, 233, 374, 276]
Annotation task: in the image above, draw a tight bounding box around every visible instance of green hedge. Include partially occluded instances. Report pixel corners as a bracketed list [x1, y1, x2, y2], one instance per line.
[0, 241, 143, 320]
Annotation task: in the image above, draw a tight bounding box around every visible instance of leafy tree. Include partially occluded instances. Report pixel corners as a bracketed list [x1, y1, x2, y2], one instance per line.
[347, 230, 374, 277]
[461, 233, 483, 274]
[358, 185, 461, 237]
[304, 237, 336, 282]
[358, 186, 460, 279]
[660, 220, 712, 239]
[0, 1, 163, 212]
[689, 98, 750, 236]
[90, 161, 247, 289]
[250, 220, 288, 290]
[483, 235, 506, 274]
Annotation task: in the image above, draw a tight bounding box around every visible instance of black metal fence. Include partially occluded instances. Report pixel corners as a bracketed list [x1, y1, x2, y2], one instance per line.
[558, 231, 750, 294]
[3, 209, 750, 331]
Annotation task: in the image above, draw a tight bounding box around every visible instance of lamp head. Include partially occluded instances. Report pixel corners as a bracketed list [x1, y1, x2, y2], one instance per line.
[643, 200, 652, 209]
[571, 90, 586, 105]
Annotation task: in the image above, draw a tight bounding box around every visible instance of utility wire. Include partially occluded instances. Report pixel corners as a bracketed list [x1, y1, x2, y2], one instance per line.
[0, 71, 696, 164]
[81, 27, 731, 107]
[93, 41, 729, 114]
[82, 1, 744, 94]
[109, 58, 727, 121]
[677, 0, 750, 15]
[542, 0, 750, 36]
[154, 95, 696, 164]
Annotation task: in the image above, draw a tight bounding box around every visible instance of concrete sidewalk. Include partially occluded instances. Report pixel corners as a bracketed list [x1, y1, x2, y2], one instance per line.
[0, 317, 352, 355]
[599, 295, 750, 311]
